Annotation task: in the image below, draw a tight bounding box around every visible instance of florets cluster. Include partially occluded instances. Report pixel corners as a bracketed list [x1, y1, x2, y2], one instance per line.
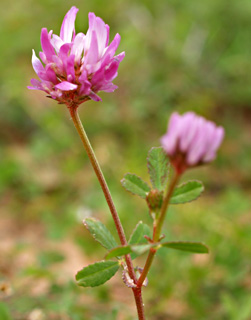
[28, 7, 124, 106]
[161, 112, 224, 174]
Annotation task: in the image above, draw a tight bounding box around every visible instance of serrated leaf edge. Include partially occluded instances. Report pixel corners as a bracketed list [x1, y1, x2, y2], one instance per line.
[75, 260, 119, 287]
[170, 179, 204, 204]
[120, 173, 151, 199]
[128, 221, 143, 244]
[104, 245, 131, 260]
[131, 243, 156, 255]
[83, 217, 118, 250]
[147, 147, 170, 191]
[161, 241, 209, 253]
[105, 243, 157, 260]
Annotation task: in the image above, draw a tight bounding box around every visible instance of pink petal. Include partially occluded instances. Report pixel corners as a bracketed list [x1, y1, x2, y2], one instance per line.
[41, 80, 53, 90]
[52, 55, 64, 73]
[88, 12, 95, 30]
[89, 62, 109, 90]
[89, 91, 102, 101]
[83, 13, 93, 54]
[31, 49, 44, 75]
[79, 79, 91, 96]
[186, 118, 208, 165]
[101, 83, 118, 92]
[39, 51, 47, 64]
[41, 28, 56, 62]
[78, 70, 92, 95]
[58, 43, 72, 66]
[92, 15, 108, 57]
[66, 54, 75, 82]
[51, 34, 64, 52]
[55, 81, 78, 91]
[45, 64, 57, 83]
[28, 78, 43, 90]
[104, 60, 119, 81]
[161, 113, 183, 156]
[84, 30, 99, 66]
[114, 52, 125, 62]
[91, 53, 111, 79]
[71, 32, 85, 63]
[179, 112, 198, 152]
[102, 33, 121, 61]
[168, 112, 181, 133]
[161, 130, 178, 156]
[60, 6, 79, 42]
[203, 126, 224, 162]
[105, 25, 110, 46]
[31, 51, 52, 82]
[79, 69, 88, 82]
[209, 126, 224, 152]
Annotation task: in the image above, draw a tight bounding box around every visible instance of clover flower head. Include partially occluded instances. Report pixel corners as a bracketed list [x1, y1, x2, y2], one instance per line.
[161, 112, 224, 174]
[28, 7, 125, 106]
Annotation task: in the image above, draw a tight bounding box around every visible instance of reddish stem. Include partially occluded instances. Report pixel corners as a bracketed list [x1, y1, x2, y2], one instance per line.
[133, 287, 145, 320]
[68, 105, 145, 319]
[137, 172, 180, 288]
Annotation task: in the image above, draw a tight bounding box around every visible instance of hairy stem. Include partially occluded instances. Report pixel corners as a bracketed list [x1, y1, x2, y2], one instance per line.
[68, 105, 145, 319]
[153, 172, 180, 241]
[133, 287, 145, 320]
[136, 248, 156, 288]
[137, 171, 180, 288]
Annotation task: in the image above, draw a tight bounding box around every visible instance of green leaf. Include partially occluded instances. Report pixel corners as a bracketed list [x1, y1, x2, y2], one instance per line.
[121, 173, 151, 199]
[129, 221, 151, 245]
[131, 244, 155, 255]
[161, 241, 209, 253]
[76, 260, 119, 287]
[0, 302, 12, 320]
[105, 245, 131, 260]
[129, 221, 152, 259]
[84, 218, 118, 250]
[105, 243, 156, 260]
[147, 147, 169, 191]
[170, 180, 204, 204]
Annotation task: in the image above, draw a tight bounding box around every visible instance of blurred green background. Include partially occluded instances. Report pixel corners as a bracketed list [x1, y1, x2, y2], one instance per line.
[0, 0, 251, 319]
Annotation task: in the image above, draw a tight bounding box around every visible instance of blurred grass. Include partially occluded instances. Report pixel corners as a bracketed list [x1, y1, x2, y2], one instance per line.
[0, 0, 251, 319]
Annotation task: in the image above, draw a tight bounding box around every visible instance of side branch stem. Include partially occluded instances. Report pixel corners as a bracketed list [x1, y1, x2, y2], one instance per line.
[137, 171, 180, 288]
[153, 172, 180, 241]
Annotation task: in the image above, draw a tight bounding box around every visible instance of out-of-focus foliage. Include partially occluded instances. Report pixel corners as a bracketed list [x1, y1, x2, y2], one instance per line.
[0, 0, 250, 319]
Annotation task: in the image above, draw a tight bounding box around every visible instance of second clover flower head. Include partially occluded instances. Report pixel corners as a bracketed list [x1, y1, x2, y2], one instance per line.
[28, 7, 125, 106]
[161, 112, 224, 174]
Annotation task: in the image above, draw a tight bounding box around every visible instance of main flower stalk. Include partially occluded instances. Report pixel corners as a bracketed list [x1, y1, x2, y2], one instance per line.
[68, 105, 145, 320]
[29, 6, 146, 319]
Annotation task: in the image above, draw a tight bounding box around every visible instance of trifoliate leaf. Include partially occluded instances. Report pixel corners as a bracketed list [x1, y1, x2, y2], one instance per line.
[147, 147, 169, 191]
[84, 218, 118, 250]
[129, 221, 151, 245]
[161, 241, 209, 253]
[131, 244, 155, 255]
[76, 260, 119, 287]
[129, 221, 152, 259]
[105, 243, 156, 260]
[121, 173, 151, 199]
[170, 180, 204, 204]
[105, 245, 131, 260]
